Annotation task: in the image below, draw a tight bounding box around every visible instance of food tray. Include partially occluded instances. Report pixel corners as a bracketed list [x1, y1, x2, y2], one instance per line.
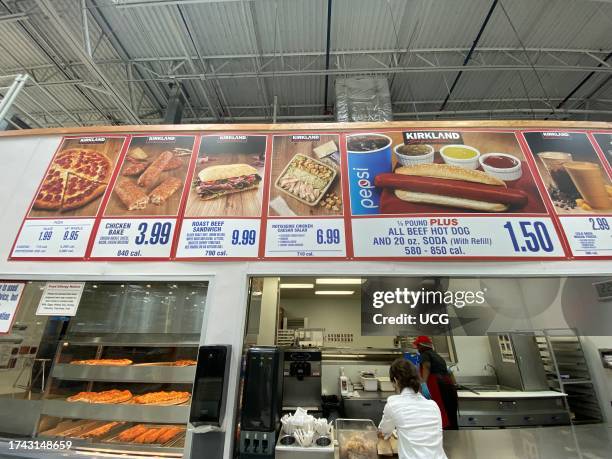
[104, 423, 186, 447]
[274, 153, 337, 206]
[128, 395, 191, 406]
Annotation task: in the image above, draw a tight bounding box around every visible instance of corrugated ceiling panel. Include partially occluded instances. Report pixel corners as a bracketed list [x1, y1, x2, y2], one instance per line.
[181, 1, 256, 56]
[254, 0, 327, 54]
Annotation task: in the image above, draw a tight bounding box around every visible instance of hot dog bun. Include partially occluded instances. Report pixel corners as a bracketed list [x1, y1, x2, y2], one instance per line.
[395, 164, 505, 186]
[394, 190, 508, 212]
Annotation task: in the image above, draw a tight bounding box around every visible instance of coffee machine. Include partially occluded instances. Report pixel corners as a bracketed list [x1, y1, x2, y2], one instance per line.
[239, 346, 283, 458]
[282, 348, 322, 411]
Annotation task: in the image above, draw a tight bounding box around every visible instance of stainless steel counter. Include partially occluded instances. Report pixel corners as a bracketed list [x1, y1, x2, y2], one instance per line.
[342, 390, 395, 425]
[443, 423, 612, 459]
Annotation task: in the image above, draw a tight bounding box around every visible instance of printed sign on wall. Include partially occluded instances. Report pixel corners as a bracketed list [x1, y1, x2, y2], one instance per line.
[348, 130, 564, 259]
[10, 136, 127, 259]
[0, 282, 25, 334]
[8, 127, 612, 262]
[523, 131, 612, 257]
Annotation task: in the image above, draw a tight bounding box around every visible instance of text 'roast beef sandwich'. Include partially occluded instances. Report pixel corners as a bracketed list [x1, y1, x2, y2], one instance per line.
[194, 164, 261, 200]
[375, 164, 528, 212]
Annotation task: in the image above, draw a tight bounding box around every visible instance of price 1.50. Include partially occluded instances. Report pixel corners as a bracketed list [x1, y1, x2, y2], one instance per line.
[134, 222, 172, 245]
[231, 229, 257, 246]
[503, 221, 554, 253]
[316, 228, 341, 245]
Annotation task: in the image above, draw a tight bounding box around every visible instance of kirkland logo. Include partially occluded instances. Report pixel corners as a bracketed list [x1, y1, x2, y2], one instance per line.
[218, 135, 247, 141]
[542, 132, 570, 138]
[79, 137, 106, 144]
[147, 136, 176, 142]
[403, 131, 462, 144]
[291, 135, 320, 142]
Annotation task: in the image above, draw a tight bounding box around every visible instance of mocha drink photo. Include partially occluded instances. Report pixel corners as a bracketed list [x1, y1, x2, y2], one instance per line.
[537, 152, 578, 195]
[563, 161, 611, 210]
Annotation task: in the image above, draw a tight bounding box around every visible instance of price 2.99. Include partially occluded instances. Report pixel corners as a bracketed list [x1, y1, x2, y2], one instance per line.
[134, 222, 172, 245]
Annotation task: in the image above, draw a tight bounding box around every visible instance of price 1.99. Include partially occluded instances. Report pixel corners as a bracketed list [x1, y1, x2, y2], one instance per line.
[316, 228, 341, 245]
[503, 221, 554, 253]
[134, 222, 172, 245]
[231, 229, 257, 246]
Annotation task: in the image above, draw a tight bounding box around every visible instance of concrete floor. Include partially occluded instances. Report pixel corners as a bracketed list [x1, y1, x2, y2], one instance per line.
[444, 424, 612, 459]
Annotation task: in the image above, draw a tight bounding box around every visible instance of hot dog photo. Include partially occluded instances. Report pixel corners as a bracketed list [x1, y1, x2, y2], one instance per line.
[346, 131, 547, 216]
[104, 135, 195, 217]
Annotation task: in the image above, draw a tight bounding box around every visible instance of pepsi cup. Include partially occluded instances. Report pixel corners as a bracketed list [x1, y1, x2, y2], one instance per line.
[347, 133, 393, 215]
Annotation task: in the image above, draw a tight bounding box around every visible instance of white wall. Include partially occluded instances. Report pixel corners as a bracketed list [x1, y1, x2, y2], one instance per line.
[0, 135, 611, 459]
[280, 297, 394, 348]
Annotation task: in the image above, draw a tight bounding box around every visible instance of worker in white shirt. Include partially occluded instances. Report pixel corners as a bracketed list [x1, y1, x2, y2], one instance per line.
[378, 358, 448, 459]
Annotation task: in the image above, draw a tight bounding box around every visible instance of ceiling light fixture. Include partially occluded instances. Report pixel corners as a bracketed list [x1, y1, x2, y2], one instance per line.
[279, 283, 314, 289]
[315, 278, 362, 285]
[314, 290, 355, 295]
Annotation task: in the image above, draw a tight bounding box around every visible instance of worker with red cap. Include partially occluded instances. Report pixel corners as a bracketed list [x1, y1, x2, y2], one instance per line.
[413, 336, 458, 430]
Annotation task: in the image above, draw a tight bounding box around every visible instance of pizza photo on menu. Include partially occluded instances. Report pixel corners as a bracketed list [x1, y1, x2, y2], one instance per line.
[28, 137, 125, 218]
[104, 135, 194, 217]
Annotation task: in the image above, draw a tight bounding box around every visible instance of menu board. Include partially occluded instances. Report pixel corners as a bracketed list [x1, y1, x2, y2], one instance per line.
[523, 131, 612, 258]
[89, 135, 195, 260]
[8, 127, 612, 261]
[10, 136, 127, 259]
[264, 134, 347, 258]
[347, 130, 564, 258]
[175, 134, 266, 259]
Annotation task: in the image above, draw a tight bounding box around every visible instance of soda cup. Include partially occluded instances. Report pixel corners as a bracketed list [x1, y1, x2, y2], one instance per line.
[346, 133, 393, 215]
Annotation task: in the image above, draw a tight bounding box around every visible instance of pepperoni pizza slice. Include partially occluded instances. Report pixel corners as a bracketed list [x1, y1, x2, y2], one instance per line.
[34, 167, 68, 210]
[32, 148, 113, 212]
[61, 173, 107, 211]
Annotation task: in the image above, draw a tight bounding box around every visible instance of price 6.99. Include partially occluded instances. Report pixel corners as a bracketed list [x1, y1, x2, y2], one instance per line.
[134, 222, 172, 245]
[316, 228, 341, 244]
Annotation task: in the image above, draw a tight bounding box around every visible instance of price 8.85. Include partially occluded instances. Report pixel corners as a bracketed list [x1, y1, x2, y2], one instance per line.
[503, 221, 554, 253]
[134, 222, 172, 245]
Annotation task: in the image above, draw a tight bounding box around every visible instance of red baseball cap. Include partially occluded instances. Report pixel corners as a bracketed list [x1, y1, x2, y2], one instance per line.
[413, 336, 433, 348]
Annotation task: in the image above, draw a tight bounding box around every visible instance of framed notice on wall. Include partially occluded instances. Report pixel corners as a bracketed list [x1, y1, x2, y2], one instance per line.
[8, 126, 612, 262]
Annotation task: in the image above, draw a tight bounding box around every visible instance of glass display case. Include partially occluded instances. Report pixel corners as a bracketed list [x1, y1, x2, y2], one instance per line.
[0, 281, 208, 458]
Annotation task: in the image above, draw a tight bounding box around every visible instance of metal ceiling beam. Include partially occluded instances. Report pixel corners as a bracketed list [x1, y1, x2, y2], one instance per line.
[35, 0, 142, 124]
[166, 3, 222, 120]
[5, 48, 609, 75]
[112, 64, 612, 83]
[86, 0, 166, 113]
